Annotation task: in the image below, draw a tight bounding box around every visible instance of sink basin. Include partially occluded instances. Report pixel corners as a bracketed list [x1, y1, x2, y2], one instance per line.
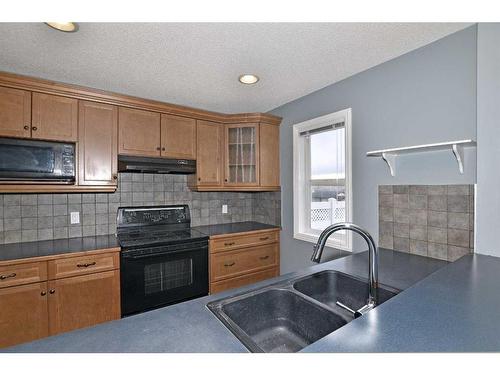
[208, 288, 348, 353]
[293, 270, 399, 311]
[207, 270, 400, 352]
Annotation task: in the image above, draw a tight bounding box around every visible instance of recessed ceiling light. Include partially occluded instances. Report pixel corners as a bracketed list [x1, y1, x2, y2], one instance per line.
[45, 22, 78, 33]
[238, 74, 259, 85]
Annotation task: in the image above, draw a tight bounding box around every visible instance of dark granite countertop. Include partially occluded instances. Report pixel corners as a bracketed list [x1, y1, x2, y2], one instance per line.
[193, 221, 280, 237]
[0, 235, 119, 262]
[5, 249, 459, 353]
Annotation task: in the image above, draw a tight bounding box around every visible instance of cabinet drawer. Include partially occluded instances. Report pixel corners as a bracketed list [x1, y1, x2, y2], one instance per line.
[210, 267, 278, 294]
[48, 252, 119, 280]
[0, 262, 47, 289]
[211, 243, 278, 282]
[211, 230, 279, 253]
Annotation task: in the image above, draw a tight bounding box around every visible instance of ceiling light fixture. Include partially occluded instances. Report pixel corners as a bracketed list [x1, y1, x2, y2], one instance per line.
[238, 74, 259, 85]
[45, 22, 78, 33]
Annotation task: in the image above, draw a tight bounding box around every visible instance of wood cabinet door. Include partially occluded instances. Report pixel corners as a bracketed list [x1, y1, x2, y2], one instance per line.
[118, 107, 161, 157]
[259, 123, 280, 188]
[32, 93, 78, 142]
[78, 101, 118, 185]
[48, 270, 120, 336]
[0, 86, 31, 138]
[0, 282, 49, 349]
[196, 120, 223, 186]
[224, 123, 260, 187]
[160, 114, 196, 159]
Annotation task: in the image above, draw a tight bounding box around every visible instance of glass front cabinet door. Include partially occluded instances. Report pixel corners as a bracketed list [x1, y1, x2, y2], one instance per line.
[224, 123, 260, 186]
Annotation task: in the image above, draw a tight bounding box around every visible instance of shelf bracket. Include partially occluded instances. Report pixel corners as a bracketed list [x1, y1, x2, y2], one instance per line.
[381, 152, 396, 177]
[452, 143, 465, 174]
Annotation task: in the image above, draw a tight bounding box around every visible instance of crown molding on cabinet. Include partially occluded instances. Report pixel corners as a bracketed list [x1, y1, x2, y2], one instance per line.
[0, 71, 282, 126]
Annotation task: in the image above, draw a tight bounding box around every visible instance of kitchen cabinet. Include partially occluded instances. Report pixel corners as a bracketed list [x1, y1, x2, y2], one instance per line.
[0, 248, 120, 349]
[0, 282, 49, 348]
[48, 270, 120, 335]
[118, 107, 161, 157]
[259, 122, 280, 189]
[161, 114, 196, 159]
[78, 101, 118, 186]
[32, 93, 78, 142]
[193, 120, 224, 187]
[0, 86, 31, 138]
[223, 123, 260, 187]
[209, 229, 280, 294]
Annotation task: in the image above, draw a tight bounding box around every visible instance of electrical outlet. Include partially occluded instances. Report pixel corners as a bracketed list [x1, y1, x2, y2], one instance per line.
[70, 211, 80, 224]
[222, 204, 228, 214]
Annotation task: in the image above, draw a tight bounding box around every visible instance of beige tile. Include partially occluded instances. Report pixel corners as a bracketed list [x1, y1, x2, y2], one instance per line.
[394, 208, 410, 224]
[447, 185, 470, 195]
[379, 207, 393, 222]
[409, 209, 427, 226]
[428, 227, 447, 244]
[410, 239, 428, 256]
[379, 234, 393, 249]
[447, 245, 470, 262]
[394, 194, 409, 208]
[447, 195, 469, 213]
[378, 185, 393, 195]
[428, 195, 447, 212]
[427, 185, 447, 195]
[448, 228, 470, 247]
[409, 185, 428, 195]
[394, 222, 409, 238]
[409, 195, 427, 210]
[409, 224, 427, 241]
[379, 221, 393, 236]
[379, 194, 393, 208]
[447, 212, 469, 230]
[393, 236, 409, 252]
[393, 185, 409, 194]
[428, 211, 447, 228]
[428, 242, 447, 260]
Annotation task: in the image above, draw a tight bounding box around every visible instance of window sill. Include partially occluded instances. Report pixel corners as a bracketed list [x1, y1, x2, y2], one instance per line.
[293, 232, 352, 252]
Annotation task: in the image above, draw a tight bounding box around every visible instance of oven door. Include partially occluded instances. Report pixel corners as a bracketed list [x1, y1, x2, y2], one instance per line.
[120, 240, 208, 316]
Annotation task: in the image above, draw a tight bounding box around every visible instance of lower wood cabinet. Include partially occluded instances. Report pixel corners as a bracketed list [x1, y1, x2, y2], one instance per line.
[209, 229, 280, 294]
[0, 281, 49, 349]
[0, 249, 120, 349]
[48, 270, 120, 335]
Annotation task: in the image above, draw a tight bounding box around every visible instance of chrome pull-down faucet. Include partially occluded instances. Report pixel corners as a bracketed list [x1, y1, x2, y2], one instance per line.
[311, 222, 379, 314]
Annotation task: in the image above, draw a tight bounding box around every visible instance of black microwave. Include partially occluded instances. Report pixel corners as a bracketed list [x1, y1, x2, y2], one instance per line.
[0, 137, 76, 184]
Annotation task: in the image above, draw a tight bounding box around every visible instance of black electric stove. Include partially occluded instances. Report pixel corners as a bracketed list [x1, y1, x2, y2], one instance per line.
[117, 205, 209, 317]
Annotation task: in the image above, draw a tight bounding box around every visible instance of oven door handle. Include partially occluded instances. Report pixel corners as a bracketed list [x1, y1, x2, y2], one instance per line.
[122, 247, 207, 259]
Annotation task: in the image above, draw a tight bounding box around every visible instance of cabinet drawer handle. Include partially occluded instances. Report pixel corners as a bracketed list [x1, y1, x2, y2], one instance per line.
[224, 262, 236, 267]
[0, 273, 16, 280]
[156, 147, 161, 151]
[24, 125, 30, 130]
[224, 242, 235, 246]
[77, 262, 96, 268]
[260, 236, 269, 241]
[32, 126, 38, 131]
[49, 289, 55, 294]
[259, 255, 270, 260]
[161, 147, 166, 151]
[41, 291, 47, 296]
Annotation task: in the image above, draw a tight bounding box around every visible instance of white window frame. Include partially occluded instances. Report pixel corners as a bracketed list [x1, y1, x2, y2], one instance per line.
[292, 108, 353, 251]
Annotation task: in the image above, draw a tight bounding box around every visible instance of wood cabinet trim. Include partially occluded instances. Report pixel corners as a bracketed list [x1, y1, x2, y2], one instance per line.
[0, 71, 282, 125]
[48, 252, 119, 280]
[0, 261, 47, 288]
[160, 114, 196, 159]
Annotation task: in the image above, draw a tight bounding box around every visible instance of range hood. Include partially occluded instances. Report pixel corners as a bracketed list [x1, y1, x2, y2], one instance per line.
[118, 155, 196, 174]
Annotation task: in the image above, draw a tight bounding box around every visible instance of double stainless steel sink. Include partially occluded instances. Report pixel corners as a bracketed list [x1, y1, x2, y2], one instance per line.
[207, 270, 399, 353]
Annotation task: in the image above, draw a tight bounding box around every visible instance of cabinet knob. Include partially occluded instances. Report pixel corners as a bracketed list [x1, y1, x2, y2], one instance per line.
[198, 177, 201, 181]
[224, 179, 228, 182]
[32, 126, 38, 131]
[24, 125, 30, 130]
[41, 291, 47, 296]
[113, 174, 118, 180]
[161, 147, 165, 151]
[49, 289, 55, 294]
[156, 147, 161, 151]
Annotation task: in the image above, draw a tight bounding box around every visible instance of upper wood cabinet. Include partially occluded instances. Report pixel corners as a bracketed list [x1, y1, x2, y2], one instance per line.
[224, 123, 260, 187]
[48, 270, 120, 336]
[259, 123, 280, 188]
[78, 101, 118, 186]
[0, 86, 31, 138]
[0, 281, 49, 348]
[118, 107, 161, 157]
[160, 114, 196, 159]
[32, 93, 78, 142]
[195, 120, 223, 186]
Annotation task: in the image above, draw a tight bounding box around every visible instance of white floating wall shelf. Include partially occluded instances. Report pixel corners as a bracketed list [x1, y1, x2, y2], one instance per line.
[366, 139, 476, 176]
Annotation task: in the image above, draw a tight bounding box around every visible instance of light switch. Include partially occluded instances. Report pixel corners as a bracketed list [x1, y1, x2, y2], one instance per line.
[70, 211, 80, 224]
[222, 205, 228, 214]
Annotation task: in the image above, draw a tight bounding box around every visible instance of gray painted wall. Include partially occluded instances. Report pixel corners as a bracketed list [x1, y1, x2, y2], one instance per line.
[270, 26, 478, 274]
[475, 24, 500, 257]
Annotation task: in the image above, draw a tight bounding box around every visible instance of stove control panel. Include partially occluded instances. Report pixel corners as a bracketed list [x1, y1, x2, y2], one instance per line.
[117, 205, 190, 228]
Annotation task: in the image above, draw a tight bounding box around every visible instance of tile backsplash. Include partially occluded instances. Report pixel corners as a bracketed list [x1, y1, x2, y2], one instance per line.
[379, 185, 474, 262]
[0, 173, 281, 244]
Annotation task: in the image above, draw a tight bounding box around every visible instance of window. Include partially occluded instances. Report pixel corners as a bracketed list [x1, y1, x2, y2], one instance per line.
[293, 108, 352, 251]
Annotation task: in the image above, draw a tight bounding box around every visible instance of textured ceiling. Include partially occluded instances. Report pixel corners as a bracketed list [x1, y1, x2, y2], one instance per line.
[0, 23, 471, 113]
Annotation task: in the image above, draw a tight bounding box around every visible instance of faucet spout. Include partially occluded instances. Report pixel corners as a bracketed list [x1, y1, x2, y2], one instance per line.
[311, 222, 379, 308]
